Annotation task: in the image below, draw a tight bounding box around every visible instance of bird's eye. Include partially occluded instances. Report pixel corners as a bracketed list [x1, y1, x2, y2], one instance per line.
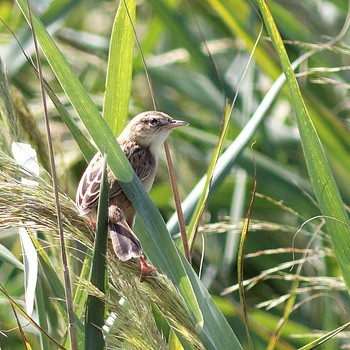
[149, 118, 159, 126]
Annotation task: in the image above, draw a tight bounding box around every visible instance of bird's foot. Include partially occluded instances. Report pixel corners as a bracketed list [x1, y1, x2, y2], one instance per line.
[139, 255, 156, 282]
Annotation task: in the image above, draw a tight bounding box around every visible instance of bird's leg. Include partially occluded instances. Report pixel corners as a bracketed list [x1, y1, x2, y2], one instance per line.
[124, 213, 156, 281]
[139, 255, 156, 282]
[87, 216, 97, 231]
[85, 216, 97, 243]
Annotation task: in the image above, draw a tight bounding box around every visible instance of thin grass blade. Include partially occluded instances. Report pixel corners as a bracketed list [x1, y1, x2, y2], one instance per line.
[257, 0, 350, 292]
[187, 104, 231, 250]
[0, 284, 66, 349]
[205, 0, 280, 79]
[298, 322, 350, 350]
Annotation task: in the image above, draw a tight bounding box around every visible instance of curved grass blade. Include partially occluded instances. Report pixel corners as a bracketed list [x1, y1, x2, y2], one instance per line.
[41, 79, 95, 161]
[11, 142, 39, 329]
[27, 0, 78, 346]
[298, 322, 350, 350]
[257, 0, 350, 292]
[0, 284, 66, 350]
[2, 22, 95, 162]
[15, 0, 102, 140]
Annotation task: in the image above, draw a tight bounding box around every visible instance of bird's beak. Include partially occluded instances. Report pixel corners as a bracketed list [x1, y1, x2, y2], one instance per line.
[167, 119, 189, 129]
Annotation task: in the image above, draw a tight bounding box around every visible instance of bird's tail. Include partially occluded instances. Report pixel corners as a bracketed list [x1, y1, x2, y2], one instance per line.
[108, 205, 143, 261]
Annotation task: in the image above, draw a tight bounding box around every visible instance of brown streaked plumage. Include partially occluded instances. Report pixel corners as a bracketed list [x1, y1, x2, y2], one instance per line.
[76, 111, 188, 279]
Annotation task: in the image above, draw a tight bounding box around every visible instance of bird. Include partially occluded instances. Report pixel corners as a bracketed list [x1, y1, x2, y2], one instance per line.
[76, 111, 188, 280]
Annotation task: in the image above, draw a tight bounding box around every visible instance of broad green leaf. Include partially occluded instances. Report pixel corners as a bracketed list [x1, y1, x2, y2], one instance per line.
[169, 329, 184, 350]
[180, 255, 242, 349]
[103, 0, 136, 135]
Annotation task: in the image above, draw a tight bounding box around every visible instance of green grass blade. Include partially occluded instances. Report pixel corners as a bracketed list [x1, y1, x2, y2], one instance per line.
[35, 276, 50, 350]
[44, 82, 95, 161]
[73, 253, 91, 320]
[257, 0, 350, 291]
[0, 244, 24, 270]
[85, 155, 109, 350]
[0, 284, 66, 350]
[187, 104, 231, 249]
[298, 322, 350, 350]
[180, 255, 242, 349]
[103, 0, 135, 135]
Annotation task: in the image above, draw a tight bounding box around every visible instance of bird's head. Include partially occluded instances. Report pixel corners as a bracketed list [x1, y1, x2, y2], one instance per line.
[119, 111, 188, 154]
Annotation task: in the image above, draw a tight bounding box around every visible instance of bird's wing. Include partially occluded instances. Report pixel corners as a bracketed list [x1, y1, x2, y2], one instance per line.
[76, 144, 156, 214]
[76, 152, 106, 214]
